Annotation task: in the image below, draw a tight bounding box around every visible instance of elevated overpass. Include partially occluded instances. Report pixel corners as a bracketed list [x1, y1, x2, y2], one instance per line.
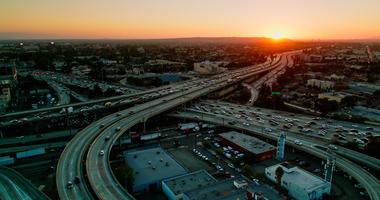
[0, 166, 50, 200]
[170, 104, 380, 200]
[56, 52, 294, 200]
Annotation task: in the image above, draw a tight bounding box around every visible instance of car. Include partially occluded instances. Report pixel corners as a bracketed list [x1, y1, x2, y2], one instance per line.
[228, 121, 235, 125]
[99, 150, 105, 156]
[67, 181, 73, 189]
[360, 191, 369, 196]
[228, 163, 234, 168]
[264, 128, 272, 132]
[294, 140, 303, 146]
[105, 136, 110, 141]
[16, 136, 25, 139]
[115, 126, 121, 132]
[328, 144, 338, 150]
[99, 124, 105, 128]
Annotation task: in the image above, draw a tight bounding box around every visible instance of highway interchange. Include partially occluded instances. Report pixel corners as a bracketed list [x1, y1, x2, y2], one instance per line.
[2, 49, 380, 200]
[56, 51, 297, 200]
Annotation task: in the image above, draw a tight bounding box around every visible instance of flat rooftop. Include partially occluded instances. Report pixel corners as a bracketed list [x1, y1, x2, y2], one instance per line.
[267, 163, 330, 193]
[124, 147, 187, 188]
[219, 131, 276, 155]
[184, 175, 281, 200]
[162, 170, 217, 195]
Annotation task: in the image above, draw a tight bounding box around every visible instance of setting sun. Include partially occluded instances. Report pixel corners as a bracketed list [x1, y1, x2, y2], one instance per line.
[271, 33, 284, 40]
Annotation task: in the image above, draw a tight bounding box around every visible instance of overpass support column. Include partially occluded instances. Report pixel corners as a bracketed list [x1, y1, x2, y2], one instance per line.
[143, 118, 147, 133]
[276, 132, 286, 161]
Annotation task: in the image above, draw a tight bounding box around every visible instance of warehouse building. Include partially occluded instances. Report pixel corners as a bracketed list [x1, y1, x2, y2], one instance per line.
[183, 175, 281, 200]
[265, 162, 330, 200]
[162, 170, 217, 200]
[218, 131, 276, 161]
[124, 146, 187, 192]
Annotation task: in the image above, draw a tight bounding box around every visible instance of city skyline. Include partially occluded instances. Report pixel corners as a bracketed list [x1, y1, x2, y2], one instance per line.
[1, 0, 380, 40]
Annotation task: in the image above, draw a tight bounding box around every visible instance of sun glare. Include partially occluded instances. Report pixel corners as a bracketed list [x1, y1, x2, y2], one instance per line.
[271, 33, 284, 40]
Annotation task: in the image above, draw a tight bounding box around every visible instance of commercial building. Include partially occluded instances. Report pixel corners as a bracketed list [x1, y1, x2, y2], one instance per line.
[162, 170, 217, 200]
[218, 131, 276, 162]
[307, 79, 335, 90]
[194, 61, 227, 75]
[265, 163, 330, 200]
[0, 65, 16, 113]
[124, 146, 187, 192]
[183, 175, 281, 200]
[318, 92, 349, 103]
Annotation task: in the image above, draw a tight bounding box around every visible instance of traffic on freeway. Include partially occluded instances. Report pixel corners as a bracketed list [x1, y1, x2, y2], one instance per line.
[56, 51, 295, 200]
[170, 100, 380, 199]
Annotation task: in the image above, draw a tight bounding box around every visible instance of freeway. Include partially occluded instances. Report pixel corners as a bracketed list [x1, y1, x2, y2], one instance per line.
[170, 104, 380, 199]
[57, 51, 293, 200]
[182, 100, 380, 171]
[45, 80, 71, 105]
[0, 80, 195, 125]
[57, 78, 224, 200]
[0, 165, 50, 200]
[30, 70, 142, 94]
[245, 53, 292, 105]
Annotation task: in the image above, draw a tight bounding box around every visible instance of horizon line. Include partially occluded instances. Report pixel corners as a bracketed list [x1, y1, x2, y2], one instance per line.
[0, 35, 379, 42]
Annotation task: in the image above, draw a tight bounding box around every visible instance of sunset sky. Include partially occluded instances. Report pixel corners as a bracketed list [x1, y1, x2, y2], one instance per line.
[1, 0, 380, 40]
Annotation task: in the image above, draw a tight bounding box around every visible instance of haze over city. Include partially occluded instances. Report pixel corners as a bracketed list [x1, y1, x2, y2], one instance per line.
[1, 1, 380, 200]
[1, 0, 380, 40]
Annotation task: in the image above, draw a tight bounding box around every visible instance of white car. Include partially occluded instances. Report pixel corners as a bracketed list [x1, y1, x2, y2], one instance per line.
[328, 144, 338, 150]
[99, 150, 105, 156]
[294, 140, 303, 146]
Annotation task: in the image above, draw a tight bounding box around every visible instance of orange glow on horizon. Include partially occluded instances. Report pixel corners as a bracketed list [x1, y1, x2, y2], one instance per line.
[0, 0, 380, 40]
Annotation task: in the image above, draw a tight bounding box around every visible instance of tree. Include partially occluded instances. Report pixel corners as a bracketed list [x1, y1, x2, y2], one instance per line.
[275, 166, 284, 186]
[115, 165, 135, 191]
[340, 96, 357, 108]
[373, 90, 380, 96]
[242, 165, 254, 177]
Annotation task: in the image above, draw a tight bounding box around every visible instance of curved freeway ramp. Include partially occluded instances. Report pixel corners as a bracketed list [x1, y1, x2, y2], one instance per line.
[0, 166, 51, 200]
[56, 78, 209, 200]
[56, 52, 296, 200]
[84, 53, 293, 199]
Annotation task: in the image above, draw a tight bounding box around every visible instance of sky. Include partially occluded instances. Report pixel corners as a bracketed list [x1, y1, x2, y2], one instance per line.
[1, 0, 380, 40]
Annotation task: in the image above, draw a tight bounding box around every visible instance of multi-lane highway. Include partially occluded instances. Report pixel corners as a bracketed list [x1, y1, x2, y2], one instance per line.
[176, 100, 380, 170]
[170, 101, 380, 200]
[245, 53, 294, 105]
[0, 166, 51, 200]
[56, 51, 295, 200]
